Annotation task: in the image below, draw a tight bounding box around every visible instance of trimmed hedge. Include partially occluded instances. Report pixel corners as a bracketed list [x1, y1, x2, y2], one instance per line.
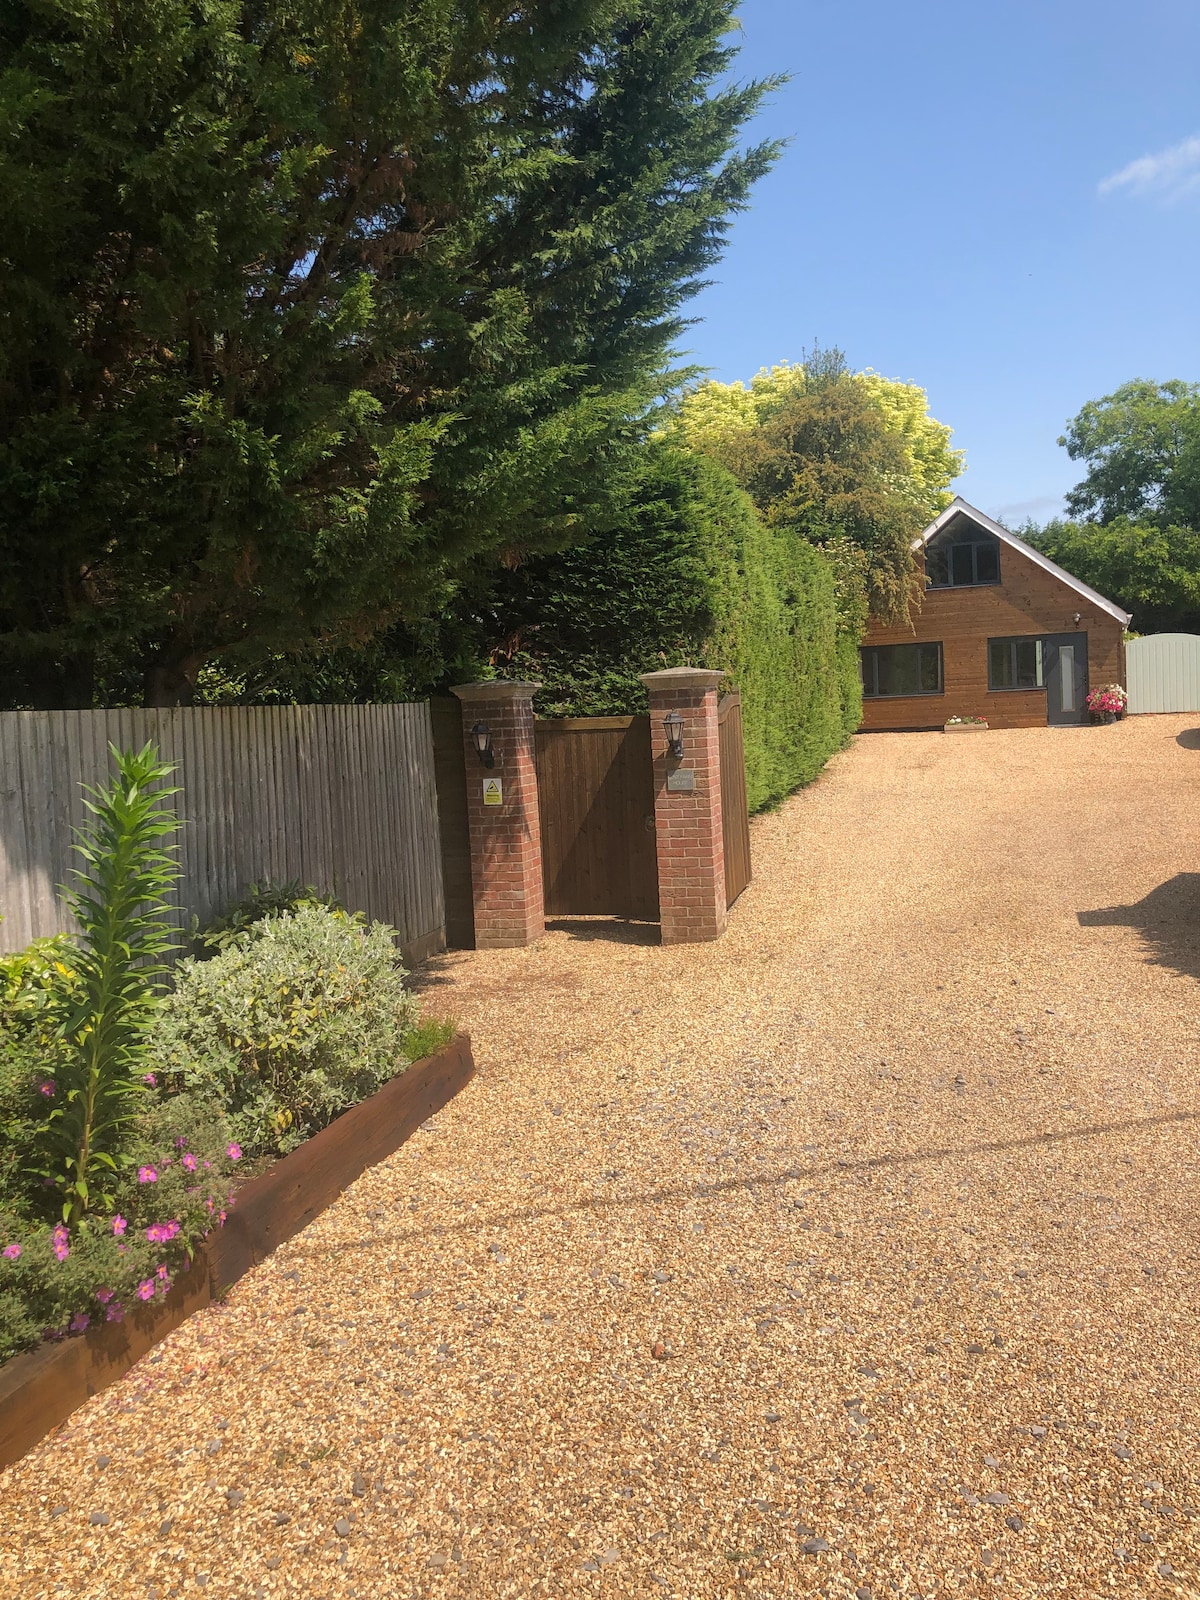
[489, 442, 861, 810]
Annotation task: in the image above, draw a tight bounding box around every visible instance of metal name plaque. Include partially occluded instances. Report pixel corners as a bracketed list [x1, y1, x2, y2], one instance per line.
[666, 768, 696, 793]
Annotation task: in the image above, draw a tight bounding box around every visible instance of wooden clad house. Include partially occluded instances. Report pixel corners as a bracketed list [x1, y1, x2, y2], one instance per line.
[859, 497, 1131, 731]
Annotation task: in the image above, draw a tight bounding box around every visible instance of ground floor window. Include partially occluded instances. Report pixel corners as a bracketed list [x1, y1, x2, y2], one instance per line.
[860, 642, 943, 697]
[989, 637, 1044, 691]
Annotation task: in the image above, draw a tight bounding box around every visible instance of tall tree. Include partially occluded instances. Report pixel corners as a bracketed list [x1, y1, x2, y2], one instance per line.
[0, 0, 778, 707]
[1059, 379, 1200, 527]
[669, 352, 962, 626]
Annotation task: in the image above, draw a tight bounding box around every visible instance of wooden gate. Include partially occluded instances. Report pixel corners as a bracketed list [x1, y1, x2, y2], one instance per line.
[719, 692, 752, 907]
[535, 717, 659, 919]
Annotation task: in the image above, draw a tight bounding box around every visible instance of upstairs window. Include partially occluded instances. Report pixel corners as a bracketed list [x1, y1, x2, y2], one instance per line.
[925, 529, 1001, 588]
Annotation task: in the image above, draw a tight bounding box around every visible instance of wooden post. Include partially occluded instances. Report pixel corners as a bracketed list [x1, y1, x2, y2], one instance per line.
[449, 681, 545, 949]
[641, 667, 726, 944]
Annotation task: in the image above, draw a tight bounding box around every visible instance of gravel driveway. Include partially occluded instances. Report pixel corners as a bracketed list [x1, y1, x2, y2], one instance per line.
[5, 716, 1200, 1599]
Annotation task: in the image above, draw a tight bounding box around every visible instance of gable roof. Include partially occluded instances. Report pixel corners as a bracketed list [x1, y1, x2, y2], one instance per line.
[916, 497, 1132, 626]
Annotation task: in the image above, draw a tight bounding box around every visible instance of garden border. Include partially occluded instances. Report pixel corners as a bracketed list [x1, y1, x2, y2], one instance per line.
[0, 1034, 475, 1471]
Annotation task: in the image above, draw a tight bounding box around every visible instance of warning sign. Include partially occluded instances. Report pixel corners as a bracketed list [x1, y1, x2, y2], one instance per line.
[483, 777, 503, 806]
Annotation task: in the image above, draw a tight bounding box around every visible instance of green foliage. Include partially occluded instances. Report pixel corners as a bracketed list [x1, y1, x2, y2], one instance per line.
[401, 1017, 457, 1064]
[670, 349, 962, 626]
[153, 904, 418, 1156]
[39, 747, 180, 1226]
[0, 0, 779, 709]
[1059, 379, 1200, 527]
[195, 880, 344, 957]
[0, 1091, 235, 1364]
[1024, 516, 1200, 635]
[488, 442, 860, 810]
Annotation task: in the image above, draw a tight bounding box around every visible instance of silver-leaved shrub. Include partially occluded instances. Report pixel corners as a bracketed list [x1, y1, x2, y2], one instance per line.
[151, 905, 417, 1155]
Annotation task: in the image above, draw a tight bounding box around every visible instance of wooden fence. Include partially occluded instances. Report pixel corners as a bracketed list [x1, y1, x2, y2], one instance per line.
[0, 705, 446, 966]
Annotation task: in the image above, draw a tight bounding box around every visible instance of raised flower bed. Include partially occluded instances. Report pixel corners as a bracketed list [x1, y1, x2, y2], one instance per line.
[0, 1032, 474, 1470]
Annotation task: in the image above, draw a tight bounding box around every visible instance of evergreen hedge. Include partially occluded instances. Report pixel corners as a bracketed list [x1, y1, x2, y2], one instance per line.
[489, 443, 860, 811]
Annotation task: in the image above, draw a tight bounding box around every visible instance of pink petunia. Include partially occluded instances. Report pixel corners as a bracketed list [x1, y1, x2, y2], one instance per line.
[181, 1153, 198, 1172]
[95, 1287, 114, 1304]
[2, 1243, 21, 1261]
[38, 1079, 56, 1097]
[137, 1166, 158, 1184]
[226, 1143, 242, 1162]
[51, 1224, 70, 1262]
[69, 1312, 90, 1334]
[111, 1215, 127, 1237]
[136, 1279, 155, 1302]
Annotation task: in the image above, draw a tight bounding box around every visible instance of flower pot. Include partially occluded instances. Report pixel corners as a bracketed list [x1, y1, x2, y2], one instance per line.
[1104, 712, 1116, 724]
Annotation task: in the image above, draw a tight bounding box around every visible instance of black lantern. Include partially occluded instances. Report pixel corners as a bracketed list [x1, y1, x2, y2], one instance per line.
[663, 709, 685, 759]
[470, 721, 495, 767]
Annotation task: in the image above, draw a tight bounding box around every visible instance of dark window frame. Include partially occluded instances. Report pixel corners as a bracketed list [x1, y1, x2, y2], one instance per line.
[860, 641, 944, 699]
[987, 635, 1045, 692]
[925, 535, 1001, 589]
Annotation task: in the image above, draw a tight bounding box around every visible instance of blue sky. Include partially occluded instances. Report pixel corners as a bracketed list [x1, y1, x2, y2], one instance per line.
[683, 0, 1200, 524]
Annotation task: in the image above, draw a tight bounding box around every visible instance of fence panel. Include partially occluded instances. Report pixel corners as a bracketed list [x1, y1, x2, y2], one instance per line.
[535, 717, 659, 920]
[1126, 634, 1200, 714]
[0, 704, 445, 966]
[718, 693, 752, 908]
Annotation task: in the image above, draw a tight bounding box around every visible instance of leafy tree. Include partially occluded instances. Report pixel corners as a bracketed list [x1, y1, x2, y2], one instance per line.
[486, 441, 860, 808]
[0, 0, 778, 708]
[1024, 517, 1200, 635]
[1060, 379, 1200, 527]
[669, 351, 962, 625]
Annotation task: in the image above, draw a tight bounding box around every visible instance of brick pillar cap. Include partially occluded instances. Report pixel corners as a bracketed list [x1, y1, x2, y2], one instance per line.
[450, 680, 541, 701]
[640, 667, 724, 692]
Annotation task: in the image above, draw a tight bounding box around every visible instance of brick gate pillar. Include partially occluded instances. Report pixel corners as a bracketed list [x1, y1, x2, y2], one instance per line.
[450, 681, 545, 949]
[640, 667, 726, 945]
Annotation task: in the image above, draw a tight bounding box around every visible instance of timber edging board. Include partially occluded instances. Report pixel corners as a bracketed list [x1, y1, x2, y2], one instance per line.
[0, 1034, 476, 1472]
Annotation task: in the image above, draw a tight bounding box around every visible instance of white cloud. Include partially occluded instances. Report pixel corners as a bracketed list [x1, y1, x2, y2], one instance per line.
[1099, 133, 1200, 203]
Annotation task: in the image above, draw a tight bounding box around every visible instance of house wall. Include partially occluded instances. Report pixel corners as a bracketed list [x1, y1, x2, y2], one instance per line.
[860, 542, 1125, 731]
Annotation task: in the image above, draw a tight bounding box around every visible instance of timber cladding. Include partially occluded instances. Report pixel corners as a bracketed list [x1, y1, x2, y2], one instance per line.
[860, 543, 1126, 731]
[534, 716, 659, 920]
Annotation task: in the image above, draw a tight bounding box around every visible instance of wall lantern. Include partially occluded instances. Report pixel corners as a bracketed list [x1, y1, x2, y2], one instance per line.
[470, 721, 495, 768]
[663, 709, 685, 759]
[1072, 612, 1082, 624]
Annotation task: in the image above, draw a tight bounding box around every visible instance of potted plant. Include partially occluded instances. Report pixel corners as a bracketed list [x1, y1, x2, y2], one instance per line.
[1085, 684, 1128, 724]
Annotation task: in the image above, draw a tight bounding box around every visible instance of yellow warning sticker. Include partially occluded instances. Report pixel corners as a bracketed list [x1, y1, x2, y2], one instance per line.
[483, 778, 503, 806]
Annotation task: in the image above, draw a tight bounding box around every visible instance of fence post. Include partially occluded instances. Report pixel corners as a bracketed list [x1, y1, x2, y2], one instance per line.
[449, 681, 545, 949]
[640, 667, 726, 944]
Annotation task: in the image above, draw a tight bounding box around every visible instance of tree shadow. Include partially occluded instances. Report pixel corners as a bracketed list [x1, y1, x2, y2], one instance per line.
[1176, 728, 1200, 750]
[1078, 873, 1200, 981]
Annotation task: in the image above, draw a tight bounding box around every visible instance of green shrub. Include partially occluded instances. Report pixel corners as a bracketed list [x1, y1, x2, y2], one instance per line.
[152, 904, 418, 1156]
[486, 441, 859, 810]
[195, 879, 344, 957]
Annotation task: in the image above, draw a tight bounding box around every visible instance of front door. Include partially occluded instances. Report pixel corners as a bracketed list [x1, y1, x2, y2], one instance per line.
[1043, 632, 1088, 725]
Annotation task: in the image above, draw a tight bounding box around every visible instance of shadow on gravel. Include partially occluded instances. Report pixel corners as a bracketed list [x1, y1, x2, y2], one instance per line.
[544, 917, 660, 945]
[1078, 873, 1200, 982]
[381, 1109, 1200, 1242]
[1175, 728, 1200, 749]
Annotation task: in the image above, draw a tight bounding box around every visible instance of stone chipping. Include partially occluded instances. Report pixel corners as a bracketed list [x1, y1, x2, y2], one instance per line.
[3, 715, 1200, 1598]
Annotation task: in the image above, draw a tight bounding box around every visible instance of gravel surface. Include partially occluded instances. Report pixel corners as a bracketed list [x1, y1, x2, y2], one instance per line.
[4, 715, 1200, 1599]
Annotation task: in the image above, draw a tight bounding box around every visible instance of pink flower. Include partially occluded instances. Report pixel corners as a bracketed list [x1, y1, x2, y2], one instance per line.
[181, 1153, 198, 1173]
[205, 1198, 214, 1212]
[112, 1215, 127, 1237]
[52, 1224, 70, 1262]
[136, 1279, 155, 1302]
[145, 1220, 181, 1245]
[137, 1166, 158, 1184]
[156, 1264, 169, 1280]
[105, 1302, 124, 1323]
[2, 1243, 21, 1261]
[38, 1079, 56, 1097]
[69, 1312, 90, 1333]
[203, 1160, 211, 1170]
[218, 1210, 227, 1227]
[226, 1143, 242, 1162]
[143, 1072, 157, 1087]
[95, 1287, 114, 1305]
